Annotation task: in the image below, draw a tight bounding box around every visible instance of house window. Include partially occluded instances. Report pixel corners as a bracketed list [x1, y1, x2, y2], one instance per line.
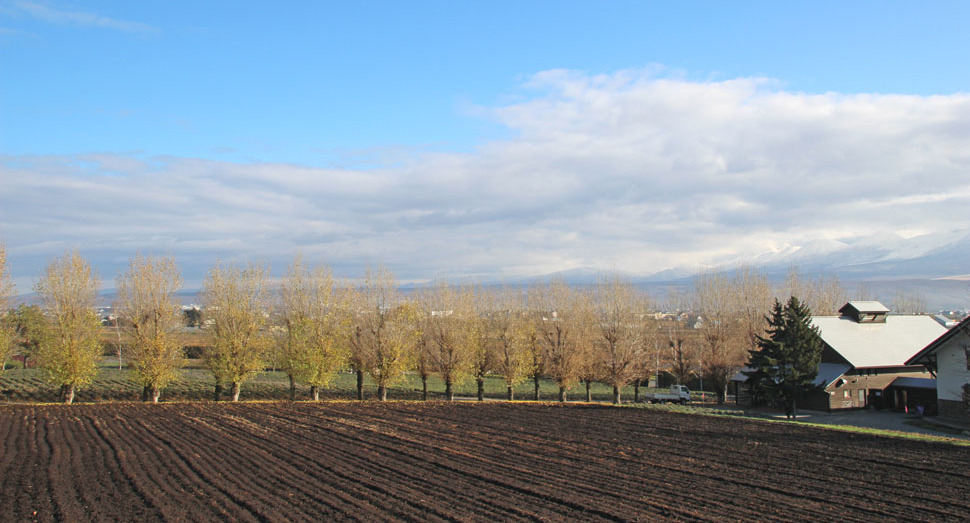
[858, 389, 866, 403]
[843, 390, 851, 399]
[964, 345, 970, 371]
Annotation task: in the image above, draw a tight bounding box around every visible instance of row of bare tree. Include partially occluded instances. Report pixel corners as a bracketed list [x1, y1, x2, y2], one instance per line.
[1, 248, 870, 405]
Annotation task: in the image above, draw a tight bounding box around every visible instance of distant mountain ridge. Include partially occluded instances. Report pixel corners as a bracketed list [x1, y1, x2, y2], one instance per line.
[727, 229, 970, 280]
[13, 231, 969, 310]
[516, 230, 970, 310]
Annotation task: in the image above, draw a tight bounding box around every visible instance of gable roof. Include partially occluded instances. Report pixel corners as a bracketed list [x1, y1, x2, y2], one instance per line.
[889, 376, 936, 390]
[811, 315, 947, 368]
[814, 362, 853, 387]
[906, 316, 970, 366]
[841, 301, 890, 314]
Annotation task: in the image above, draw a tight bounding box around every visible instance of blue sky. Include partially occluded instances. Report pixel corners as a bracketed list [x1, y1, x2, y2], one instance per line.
[2, 1, 970, 289]
[4, 1, 968, 164]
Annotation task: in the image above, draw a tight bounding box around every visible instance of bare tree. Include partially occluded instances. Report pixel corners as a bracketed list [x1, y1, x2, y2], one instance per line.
[665, 320, 696, 386]
[632, 316, 665, 401]
[782, 268, 847, 316]
[115, 255, 184, 402]
[347, 267, 418, 401]
[854, 282, 875, 300]
[0, 244, 15, 380]
[537, 279, 593, 403]
[278, 256, 347, 401]
[694, 271, 743, 404]
[892, 289, 927, 314]
[732, 267, 773, 358]
[201, 262, 270, 402]
[419, 282, 473, 401]
[695, 268, 774, 404]
[593, 273, 648, 404]
[35, 251, 103, 404]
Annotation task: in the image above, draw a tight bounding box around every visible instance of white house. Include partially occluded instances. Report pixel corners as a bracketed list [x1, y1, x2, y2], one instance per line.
[906, 317, 970, 422]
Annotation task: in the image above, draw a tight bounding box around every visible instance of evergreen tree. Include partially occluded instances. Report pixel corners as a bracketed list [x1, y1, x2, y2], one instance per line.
[747, 296, 824, 419]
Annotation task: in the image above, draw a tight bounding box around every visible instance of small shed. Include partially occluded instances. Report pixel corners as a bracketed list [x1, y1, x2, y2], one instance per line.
[885, 377, 938, 414]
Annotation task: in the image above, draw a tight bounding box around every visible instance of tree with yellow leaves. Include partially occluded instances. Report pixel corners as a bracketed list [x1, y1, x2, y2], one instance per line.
[115, 255, 184, 402]
[537, 279, 593, 402]
[0, 244, 15, 380]
[35, 251, 103, 404]
[418, 281, 473, 401]
[201, 262, 270, 402]
[489, 287, 531, 401]
[593, 273, 649, 404]
[347, 267, 418, 401]
[277, 256, 347, 401]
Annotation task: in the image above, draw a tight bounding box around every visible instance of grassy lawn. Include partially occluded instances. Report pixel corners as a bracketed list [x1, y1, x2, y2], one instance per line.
[632, 402, 970, 447]
[0, 357, 662, 403]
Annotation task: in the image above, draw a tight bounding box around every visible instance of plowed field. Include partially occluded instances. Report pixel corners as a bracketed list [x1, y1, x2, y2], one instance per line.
[1, 402, 968, 522]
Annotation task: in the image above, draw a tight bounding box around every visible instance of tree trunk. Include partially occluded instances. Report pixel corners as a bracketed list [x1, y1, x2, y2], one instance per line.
[612, 384, 621, 405]
[633, 379, 641, 402]
[421, 374, 429, 401]
[717, 383, 727, 405]
[150, 384, 160, 404]
[585, 380, 592, 402]
[476, 377, 485, 402]
[310, 385, 319, 401]
[507, 385, 514, 401]
[377, 384, 387, 402]
[558, 386, 567, 403]
[356, 369, 365, 401]
[230, 381, 241, 402]
[214, 383, 223, 402]
[445, 380, 454, 401]
[142, 384, 151, 402]
[62, 383, 75, 405]
[288, 374, 296, 401]
[533, 375, 541, 401]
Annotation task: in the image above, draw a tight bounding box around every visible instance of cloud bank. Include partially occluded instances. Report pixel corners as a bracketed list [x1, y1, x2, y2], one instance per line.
[2, 70, 970, 288]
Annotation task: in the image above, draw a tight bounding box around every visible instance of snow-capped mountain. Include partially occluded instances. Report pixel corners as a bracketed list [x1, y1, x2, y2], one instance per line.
[728, 229, 970, 280]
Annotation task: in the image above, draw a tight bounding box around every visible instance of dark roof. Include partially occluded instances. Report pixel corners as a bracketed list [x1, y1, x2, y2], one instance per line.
[889, 377, 937, 390]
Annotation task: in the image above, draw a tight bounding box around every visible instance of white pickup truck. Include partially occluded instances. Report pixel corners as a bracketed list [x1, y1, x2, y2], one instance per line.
[643, 385, 691, 405]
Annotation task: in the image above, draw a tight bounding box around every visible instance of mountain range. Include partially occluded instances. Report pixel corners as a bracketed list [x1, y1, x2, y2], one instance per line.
[526, 230, 970, 311]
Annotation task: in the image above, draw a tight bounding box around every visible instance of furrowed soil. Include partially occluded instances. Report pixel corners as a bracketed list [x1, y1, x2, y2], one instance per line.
[1, 402, 968, 522]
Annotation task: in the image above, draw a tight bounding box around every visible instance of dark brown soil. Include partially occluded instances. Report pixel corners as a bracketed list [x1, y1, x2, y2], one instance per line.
[1, 402, 968, 522]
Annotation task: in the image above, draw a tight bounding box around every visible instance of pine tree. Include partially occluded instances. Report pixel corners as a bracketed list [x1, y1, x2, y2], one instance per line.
[747, 296, 824, 419]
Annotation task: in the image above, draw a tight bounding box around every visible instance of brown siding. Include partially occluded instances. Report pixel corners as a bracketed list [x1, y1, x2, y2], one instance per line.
[824, 368, 933, 410]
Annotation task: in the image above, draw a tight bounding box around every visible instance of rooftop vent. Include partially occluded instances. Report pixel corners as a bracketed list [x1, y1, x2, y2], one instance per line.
[838, 301, 890, 323]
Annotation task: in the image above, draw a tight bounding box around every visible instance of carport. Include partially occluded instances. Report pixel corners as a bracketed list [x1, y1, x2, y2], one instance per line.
[886, 376, 937, 414]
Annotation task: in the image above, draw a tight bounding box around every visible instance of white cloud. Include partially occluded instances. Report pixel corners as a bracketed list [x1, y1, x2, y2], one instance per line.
[2, 69, 970, 286]
[14, 1, 157, 34]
